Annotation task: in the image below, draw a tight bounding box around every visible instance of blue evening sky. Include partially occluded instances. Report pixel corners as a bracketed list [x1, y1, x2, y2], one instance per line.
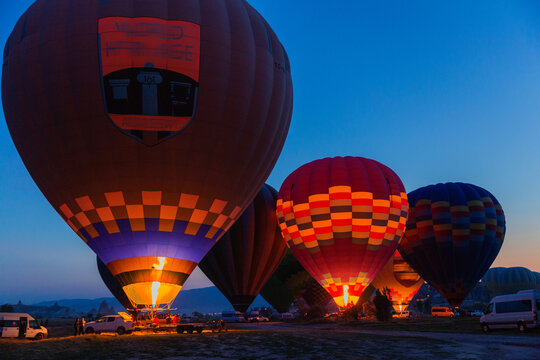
[1, 0, 539, 303]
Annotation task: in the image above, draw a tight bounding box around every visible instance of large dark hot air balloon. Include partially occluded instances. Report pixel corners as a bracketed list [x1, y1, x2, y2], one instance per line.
[482, 267, 538, 298]
[198, 184, 287, 312]
[260, 250, 331, 313]
[370, 250, 423, 311]
[2, 0, 292, 308]
[398, 183, 505, 307]
[97, 256, 133, 311]
[277, 157, 408, 307]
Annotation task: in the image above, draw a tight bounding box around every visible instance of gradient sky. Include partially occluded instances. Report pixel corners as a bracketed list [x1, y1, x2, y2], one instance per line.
[1, 0, 539, 304]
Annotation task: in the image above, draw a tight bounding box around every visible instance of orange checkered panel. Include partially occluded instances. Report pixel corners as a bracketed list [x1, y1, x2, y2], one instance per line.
[58, 190, 241, 243]
[57, 190, 243, 298]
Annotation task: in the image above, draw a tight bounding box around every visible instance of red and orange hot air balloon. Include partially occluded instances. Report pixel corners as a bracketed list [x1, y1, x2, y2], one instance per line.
[2, 0, 292, 308]
[370, 250, 423, 312]
[276, 157, 408, 307]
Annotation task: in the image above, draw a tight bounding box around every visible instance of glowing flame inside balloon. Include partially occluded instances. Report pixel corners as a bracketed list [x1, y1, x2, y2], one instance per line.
[151, 257, 166, 307]
[153, 257, 166, 271]
[151, 281, 161, 307]
[343, 285, 349, 306]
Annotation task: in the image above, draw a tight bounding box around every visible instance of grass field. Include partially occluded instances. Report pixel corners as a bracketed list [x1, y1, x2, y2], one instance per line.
[335, 317, 540, 336]
[0, 330, 478, 360]
[1, 318, 538, 359]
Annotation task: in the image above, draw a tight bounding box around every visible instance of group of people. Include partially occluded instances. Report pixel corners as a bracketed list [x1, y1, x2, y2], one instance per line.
[73, 317, 86, 336]
[132, 312, 180, 327]
[150, 313, 180, 326]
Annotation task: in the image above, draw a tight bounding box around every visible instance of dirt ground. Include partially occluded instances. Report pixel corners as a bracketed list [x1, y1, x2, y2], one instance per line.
[1, 319, 538, 360]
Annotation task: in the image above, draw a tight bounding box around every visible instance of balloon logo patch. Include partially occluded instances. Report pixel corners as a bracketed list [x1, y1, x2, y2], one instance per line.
[98, 17, 201, 145]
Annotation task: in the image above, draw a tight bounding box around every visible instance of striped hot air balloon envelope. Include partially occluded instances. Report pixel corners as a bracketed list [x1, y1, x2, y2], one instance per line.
[276, 157, 409, 307]
[2, 0, 292, 307]
[370, 250, 423, 312]
[398, 183, 506, 307]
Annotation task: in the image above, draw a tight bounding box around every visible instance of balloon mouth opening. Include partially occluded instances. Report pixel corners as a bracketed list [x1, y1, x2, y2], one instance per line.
[123, 283, 182, 306]
[333, 285, 359, 308]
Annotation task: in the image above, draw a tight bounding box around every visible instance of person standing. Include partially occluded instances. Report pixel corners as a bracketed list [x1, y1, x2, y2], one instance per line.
[74, 318, 80, 336]
[79, 317, 86, 335]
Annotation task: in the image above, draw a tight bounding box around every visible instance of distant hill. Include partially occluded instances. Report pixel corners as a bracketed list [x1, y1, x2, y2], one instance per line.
[7, 301, 79, 318]
[34, 297, 122, 313]
[32, 286, 270, 315]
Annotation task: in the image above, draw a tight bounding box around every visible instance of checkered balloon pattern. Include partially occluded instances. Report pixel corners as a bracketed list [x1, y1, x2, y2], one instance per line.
[58, 190, 242, 299]
[398, 182, 506, 307]
[277, 157, 408, 307]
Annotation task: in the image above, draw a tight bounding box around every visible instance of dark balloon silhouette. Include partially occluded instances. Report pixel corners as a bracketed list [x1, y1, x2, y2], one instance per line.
[277, 157, 408, 307]
[482, 267, 539, 298]
[96, 256, 133, 311]
[398, 183, 506, 307]
[2, 0, 292, 307]
[260, 250, 331, 313]
[198, 185, 288, 312]
[300, 281, 334, 309]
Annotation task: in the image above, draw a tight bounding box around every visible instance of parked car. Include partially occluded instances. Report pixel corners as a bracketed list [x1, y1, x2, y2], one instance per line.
[84, 314, 133, 335]
[431, 307, 455, 317]
[481, 290, 540, 333]
[325, 312, 340, 320]
[280, 312, 294, 320]
[470, 310, 483, 317]
[248, 315, 269, 322]
[393, 311, 412, 318]
[221, 311, 246, 323]
[0, 313, 48, 340]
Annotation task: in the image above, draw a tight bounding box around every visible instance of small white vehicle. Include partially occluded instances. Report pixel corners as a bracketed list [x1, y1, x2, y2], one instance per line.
[221, 311, 245, 323]
[0, 313, 48, 340]
[280, 312, 294, 320]
[481, 290, 540, 333]
[431, 307, 454, 318]
[84, 314, 133, 335]
[393, 310, 412, 318]
[470, 310, 483, 317]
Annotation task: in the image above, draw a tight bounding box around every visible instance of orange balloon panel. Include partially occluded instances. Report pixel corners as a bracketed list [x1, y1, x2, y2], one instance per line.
[370, 250, 423, 311]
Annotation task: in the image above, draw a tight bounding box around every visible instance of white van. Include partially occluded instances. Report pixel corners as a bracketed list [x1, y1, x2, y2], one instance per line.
[221, 311, 245, 323]
[480, 290, 540, 333]
[0, 313, 48, 340]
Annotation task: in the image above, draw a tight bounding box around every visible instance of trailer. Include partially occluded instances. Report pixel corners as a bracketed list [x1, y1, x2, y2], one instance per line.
[176, 324, 204, 334]
[133, 321, 225, 334]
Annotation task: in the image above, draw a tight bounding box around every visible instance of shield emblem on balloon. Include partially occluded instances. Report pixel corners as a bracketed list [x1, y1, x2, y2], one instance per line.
[98, 17, 200, 146]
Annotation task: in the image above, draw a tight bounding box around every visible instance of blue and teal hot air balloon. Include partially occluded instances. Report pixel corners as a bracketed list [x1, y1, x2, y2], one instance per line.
[398, 183, 506, 307]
